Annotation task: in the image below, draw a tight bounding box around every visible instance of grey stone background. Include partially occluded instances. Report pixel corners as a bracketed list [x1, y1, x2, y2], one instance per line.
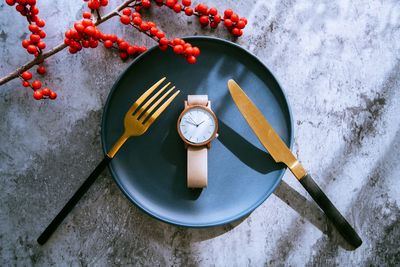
[1, 0, 399, 266]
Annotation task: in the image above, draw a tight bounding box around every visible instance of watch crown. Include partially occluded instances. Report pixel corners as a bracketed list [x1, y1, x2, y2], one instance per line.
[215, 133, 219, 138]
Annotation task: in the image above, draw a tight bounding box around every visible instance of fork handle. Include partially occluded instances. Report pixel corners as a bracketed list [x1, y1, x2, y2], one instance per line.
[37, 155, 112, 245]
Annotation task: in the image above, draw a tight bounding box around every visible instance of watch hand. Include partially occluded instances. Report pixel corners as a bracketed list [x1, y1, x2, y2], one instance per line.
[197, 120, 205, 126]
[185, 120, 197, 126]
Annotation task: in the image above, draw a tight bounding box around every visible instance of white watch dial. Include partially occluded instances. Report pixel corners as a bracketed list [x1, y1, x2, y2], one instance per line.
[179, 107, 217, 144]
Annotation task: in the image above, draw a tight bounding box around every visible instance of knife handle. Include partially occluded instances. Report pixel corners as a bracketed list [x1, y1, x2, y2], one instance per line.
[37, 155, 112, 245]
[299, 174, 362, 248]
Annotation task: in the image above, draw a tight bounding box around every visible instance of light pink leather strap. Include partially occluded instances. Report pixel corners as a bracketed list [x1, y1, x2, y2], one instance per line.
[187, 95, 208, 106]
[187, 146, 208, 188]
[187, 95, 208, 188]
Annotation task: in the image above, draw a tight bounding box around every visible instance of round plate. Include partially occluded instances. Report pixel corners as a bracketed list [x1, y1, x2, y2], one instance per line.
[101, 36, 293, 227]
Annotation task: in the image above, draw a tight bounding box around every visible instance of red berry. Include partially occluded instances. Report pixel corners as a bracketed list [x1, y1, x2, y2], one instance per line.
[224, 9, 233, 18]
[30, 5, 39, 15]
[32, 80, 42, 89]
[100, 0, 108, 6]
[159, 37, 169, 46]
[22, 81, 30, 87]
[199, 15, 209, 26]
[37, 41, 46, 49]
[49, 91, 57, 100]
[119, 52, 128, 60]
[104, 40, 113, 48]
[240, 17, 248, 25]
[22, 39, 31, 48]
[140, 22, 150, 31]
[33, 90, 43, 100]
[27, 45, 37, 54]
[150, 27, 158, 36]
[83, 11, 92, 19]
[122, 8, 131, 16]
[21, 71, 32, 80]
[64, 38, 71, 45]
[30, 34, 40, 43]
[127, 46, 136, 55]
[6, 0, 15, 6]
[88, 0, 100, 9]
[120, 15, 131, 25]
[68, 47, 77, 54]
[173, 4, 181, 13]
[132, 16, 142, 25]
[231, 28, 243, 36]
[137, 46, 147, 53]
[236, 20, 246, 29]
[184, 46, 193, 55]
[15, 4, 24, 12]
[196, 3, 208, 14]
[224, 19, 233, 27]
[38, 30, 46, 38]
[74, 22, 85, 32]
[89, 40, 98, 48]
[28, 24, 39, 33]
[165, 0, 175, 8]
[36, 19, 45, 27]
[173, 45, 184, 54]
[141, 0, 151, 8]
[37, 66, 46, 75]
[209, 7, 218, 16]
[82, 19, 93, 27]
[27, 0, 36, 4]
[186, 55, 196, 64]
[82, 40, 90, 48]
[230, 13, 239, 23]
[159, 44, 168, 51]
[42, 87, 50, 96]
[84, 26, 96, 36]
[185, 8, 193, 16]
[156, 31, 165, 39]
[118, 41, 128, 50]
[210, 21, 218, 29]
[182, 0, 191, 6]
[213, 14, 221, 23]
[192, 47, 200, 56]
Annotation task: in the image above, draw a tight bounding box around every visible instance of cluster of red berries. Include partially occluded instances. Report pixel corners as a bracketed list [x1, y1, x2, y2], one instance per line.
[64, 12, 101, 54]
[83, 0, 109, 10]
[155, 0, 247, 36]
[6, 0, 55, 100]
[119, 8, 200, 64]
[20, 71, 57, 100]
[102, 33, 147, 60]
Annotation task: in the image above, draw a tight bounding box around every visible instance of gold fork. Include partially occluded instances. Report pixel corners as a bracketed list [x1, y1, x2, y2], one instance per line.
[107, 77, 179, 158]
[37, 77, 180, 245]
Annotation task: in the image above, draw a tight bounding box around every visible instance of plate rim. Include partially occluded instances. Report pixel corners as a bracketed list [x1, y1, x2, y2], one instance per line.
[101, 36, 294, 228]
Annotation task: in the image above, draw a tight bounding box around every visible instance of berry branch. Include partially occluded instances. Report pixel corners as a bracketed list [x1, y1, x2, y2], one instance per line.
[1, 0, 247, 101]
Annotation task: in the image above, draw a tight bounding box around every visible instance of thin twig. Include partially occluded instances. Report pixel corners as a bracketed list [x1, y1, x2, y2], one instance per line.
[0, 0, 136, 86]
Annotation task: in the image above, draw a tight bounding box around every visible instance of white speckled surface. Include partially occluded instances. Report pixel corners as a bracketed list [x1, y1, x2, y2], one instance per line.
[0, 0, 399, 266]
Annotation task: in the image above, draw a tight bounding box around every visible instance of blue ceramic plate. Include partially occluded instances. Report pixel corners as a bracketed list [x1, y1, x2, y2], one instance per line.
[101, 36, 293, 227]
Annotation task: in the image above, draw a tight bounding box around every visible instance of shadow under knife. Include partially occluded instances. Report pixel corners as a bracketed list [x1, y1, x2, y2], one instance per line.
[217, 119, 354, 250]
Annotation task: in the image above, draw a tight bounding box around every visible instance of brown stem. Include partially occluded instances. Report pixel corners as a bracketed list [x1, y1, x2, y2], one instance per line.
[0, 0, 136, 86]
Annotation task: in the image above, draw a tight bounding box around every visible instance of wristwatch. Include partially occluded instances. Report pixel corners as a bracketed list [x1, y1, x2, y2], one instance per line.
[177, 95, 218, 188]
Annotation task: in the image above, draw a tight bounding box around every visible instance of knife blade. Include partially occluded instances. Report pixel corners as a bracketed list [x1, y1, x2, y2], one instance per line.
[227, 79, 362, 248]
[227, 79, 306, 179]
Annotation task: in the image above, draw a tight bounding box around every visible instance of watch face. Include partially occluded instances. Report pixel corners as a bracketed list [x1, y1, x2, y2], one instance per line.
[178, 107, 217, 145]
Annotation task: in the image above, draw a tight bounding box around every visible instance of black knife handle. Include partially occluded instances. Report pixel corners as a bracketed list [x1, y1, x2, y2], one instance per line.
[299, 174, 362, 248]
[37, 155, 112, 245]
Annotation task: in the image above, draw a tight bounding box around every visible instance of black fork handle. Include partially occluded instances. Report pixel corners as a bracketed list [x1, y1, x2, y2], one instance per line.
[37, 155, 112, 245]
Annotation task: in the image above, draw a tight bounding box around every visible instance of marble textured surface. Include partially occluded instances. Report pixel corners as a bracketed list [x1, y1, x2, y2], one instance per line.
[1, 0, 399, 266]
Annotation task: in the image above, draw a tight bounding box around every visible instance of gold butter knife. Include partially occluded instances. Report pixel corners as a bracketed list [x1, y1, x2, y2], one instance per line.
[228, 79, 362, 248]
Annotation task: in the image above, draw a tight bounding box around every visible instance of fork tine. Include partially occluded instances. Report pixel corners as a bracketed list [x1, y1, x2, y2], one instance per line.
[138, 86, 175, 123]
[126, 77, 166, 116]
[144, 90, 180, 127]
[135, 82, 171, 119]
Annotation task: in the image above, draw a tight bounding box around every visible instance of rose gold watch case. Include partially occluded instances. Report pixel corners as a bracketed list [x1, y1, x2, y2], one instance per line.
[177, 101, 219, 148]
